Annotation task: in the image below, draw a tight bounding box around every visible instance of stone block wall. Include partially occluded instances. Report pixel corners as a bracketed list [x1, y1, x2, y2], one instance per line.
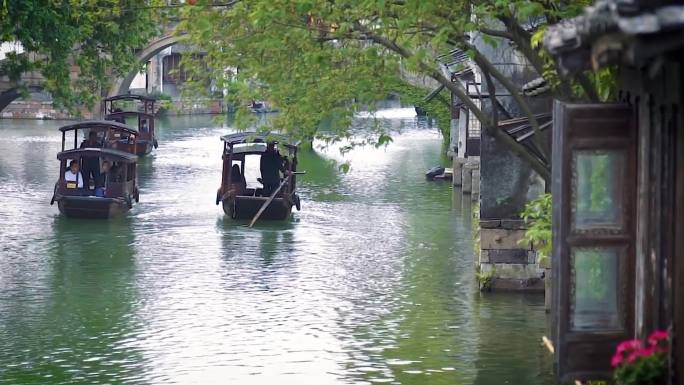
[166, 99, 230, 115]
[1, 100, 94, 120]
[453, 157, 480, 202]
[1, 99, 230, 120]
[478, 219, 544, 291]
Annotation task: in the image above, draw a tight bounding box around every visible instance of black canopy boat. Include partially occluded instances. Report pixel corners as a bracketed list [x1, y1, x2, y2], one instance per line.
[59, 120, 142, 156]
[103, 94, 158, 155]
[51, 148, 139, 219]
[216, 132, 302, 221]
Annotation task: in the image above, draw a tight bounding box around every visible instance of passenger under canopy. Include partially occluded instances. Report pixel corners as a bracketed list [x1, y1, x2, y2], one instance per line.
[59, 120, 140, 150]
[51, 148, 139, 219]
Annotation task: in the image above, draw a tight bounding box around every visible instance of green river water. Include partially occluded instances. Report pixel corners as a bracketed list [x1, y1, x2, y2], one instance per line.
[0, 110, 553, 384]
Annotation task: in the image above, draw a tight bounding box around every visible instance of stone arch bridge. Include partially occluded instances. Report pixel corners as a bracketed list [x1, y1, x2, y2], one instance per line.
[0, 32, 186, 114]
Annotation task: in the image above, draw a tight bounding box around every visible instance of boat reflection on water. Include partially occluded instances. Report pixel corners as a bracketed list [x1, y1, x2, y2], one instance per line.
[32, 216, 146, 383]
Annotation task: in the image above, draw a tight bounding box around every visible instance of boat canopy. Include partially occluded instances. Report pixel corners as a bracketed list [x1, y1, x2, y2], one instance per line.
[57, 148, 138, 163]
[104, 94, 157, 103]
[228, 143, 269, 154]
[58, 120, 139, 136]
[105, 111, 154, 120]
[221, 132, 299, 149]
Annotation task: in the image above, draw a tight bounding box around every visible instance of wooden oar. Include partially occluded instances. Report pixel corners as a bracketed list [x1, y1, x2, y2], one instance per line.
[248, 171, 306, 228]
[248, 174, 293, 228]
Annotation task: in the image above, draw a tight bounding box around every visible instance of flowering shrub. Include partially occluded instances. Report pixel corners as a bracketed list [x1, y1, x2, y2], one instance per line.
[612, 330, 669, 385]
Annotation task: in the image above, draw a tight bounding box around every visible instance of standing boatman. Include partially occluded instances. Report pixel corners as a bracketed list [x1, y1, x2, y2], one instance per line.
[80, 131, 102, 190]
[260, 141, 286, 196]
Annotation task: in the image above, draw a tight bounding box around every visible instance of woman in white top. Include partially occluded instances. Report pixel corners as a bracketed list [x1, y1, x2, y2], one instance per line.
[64, 159, 84, 188]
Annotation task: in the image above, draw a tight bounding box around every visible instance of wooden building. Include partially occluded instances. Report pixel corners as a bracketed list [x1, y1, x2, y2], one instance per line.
[544, 0, 684, 382]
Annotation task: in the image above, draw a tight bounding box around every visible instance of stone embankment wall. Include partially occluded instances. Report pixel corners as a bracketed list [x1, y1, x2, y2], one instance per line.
[0, 100, 91, 119]
[1, 99, 230, 120]
[453, 156, 480, 200]
[478, 219, 544, 291]
[453, 157, 544, 292]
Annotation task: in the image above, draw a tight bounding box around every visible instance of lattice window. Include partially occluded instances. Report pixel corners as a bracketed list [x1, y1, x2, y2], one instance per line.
[467, 100, 481, 138]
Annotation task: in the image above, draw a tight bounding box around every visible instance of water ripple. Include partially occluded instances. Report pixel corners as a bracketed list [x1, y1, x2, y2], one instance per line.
[0, 114, 552, 384]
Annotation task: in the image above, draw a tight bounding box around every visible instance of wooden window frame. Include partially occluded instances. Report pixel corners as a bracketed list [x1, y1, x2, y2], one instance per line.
[552, 101, 637, 382]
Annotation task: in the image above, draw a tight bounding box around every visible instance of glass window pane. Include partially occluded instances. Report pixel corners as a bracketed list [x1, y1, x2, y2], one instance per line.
[573, 151, 624, 231]
[467, 101, 481, 138]
[571, 248, 620, 331]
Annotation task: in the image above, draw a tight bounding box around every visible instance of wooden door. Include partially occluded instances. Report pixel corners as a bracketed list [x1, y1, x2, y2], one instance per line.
[551, 101, 637, 382]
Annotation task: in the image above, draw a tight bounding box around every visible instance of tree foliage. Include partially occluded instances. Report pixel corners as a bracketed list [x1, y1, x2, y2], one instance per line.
[520, 192, 551, 264]
[0, 0, 165, 111]
[178, 0, 611, 181]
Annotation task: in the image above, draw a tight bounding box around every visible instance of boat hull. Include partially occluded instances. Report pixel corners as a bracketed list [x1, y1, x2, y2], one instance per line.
[56, 195, 131, 219]
[222, 196, 292, 220]
[109, 140, 153, 156]
[135, 140, 154, 156]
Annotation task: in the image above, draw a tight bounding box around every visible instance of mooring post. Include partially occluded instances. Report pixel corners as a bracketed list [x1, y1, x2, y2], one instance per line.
[452, 157, 465, 187]
[462, 165, 472, 193]
[471, 169, 480, 201]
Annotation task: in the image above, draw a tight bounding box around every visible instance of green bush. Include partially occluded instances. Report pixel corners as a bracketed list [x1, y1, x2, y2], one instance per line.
[520, 193, 552, 264]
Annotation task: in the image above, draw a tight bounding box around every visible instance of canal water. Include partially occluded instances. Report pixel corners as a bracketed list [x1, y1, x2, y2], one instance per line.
[0, 111, 553, 384]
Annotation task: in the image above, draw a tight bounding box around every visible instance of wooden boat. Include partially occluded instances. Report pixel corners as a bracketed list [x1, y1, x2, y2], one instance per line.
[103, 94, 158, 155]
[250, 100, 278, 113]
[51, 148, 139, 219]
[59, 120, 142, 156]
[216, 132, 301, 220]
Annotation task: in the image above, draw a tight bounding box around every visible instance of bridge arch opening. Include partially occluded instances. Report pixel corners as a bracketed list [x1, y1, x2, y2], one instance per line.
[108, 34, 186, 98]
[0, 86, 45, 116]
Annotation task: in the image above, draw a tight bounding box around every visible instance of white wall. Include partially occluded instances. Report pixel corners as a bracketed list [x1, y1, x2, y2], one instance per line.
[0, 42, 24, 60]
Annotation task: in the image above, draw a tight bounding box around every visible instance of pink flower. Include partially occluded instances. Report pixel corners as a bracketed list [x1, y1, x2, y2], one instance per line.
[616, 339, 642, 355]
[636, 346, 657, 358]
[612, 339, 643, 367]
[648, 330, 669, 346]
[611, 352, 624, 368]
[626, 350, 640, 364]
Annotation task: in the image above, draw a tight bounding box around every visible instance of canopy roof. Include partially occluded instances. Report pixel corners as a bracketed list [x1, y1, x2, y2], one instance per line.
[58, 120, 139, 135]
[229, 143, 268, 154]
[221, 132, 299, 149]
[104, 94, 157, 103]
[57, 148, 138, 163]
[105, 111, 155, 120]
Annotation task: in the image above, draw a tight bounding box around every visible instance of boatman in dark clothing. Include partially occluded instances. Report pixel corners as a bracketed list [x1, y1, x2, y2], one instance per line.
[80, 131, 102, 190]
[260, 141, 287, 196]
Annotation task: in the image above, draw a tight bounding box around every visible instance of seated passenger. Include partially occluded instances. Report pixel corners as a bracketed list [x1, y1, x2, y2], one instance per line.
[112, 108, 125, 123]
[140, 119, 149, 133]
[64, 160, 84, 189]
[101, 161, 122, 183]
[230, 164, 246, 193]
[80, 130, 101, 148]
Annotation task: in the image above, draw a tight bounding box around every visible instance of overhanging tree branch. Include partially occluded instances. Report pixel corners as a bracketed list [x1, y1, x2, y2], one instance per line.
[465, 42, 549, 163]
[355, 24, 551, 181]
[478, 27, 513, 40]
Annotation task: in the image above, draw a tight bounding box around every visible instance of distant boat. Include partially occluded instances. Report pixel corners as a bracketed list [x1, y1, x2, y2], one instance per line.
[103, 94, 159, 155]
[250, 100, 278, 113]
